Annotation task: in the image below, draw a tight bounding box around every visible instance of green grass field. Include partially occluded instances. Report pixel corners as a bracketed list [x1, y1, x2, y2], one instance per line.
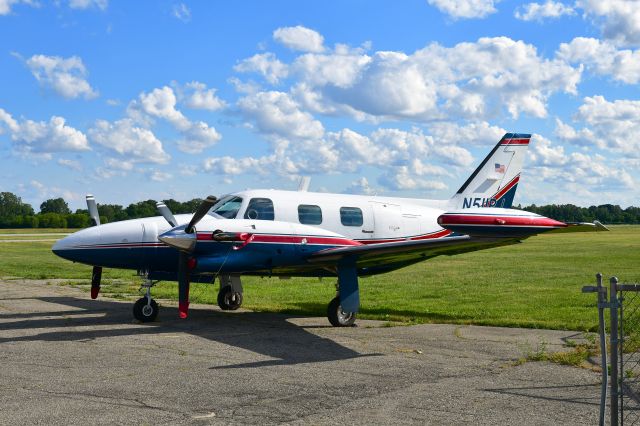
[0, 226, 638, 331]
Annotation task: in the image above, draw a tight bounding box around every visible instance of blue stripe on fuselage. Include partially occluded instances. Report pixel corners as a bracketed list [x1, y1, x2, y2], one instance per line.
[53, 241, 342, 272]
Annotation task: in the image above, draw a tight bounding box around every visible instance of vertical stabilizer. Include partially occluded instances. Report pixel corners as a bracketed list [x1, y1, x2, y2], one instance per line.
[449, 133, 530, 209]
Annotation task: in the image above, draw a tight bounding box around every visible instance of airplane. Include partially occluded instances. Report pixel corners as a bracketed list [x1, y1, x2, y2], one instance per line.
[52, 133, 608, 326]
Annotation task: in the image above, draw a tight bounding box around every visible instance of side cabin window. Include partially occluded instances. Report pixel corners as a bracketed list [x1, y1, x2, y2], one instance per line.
[244, 198, 274, 220]
[298, 204, 322, 225]
[340, 207, 363, 227]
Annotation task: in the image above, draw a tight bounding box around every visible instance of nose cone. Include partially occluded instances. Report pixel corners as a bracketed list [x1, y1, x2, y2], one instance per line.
[52, 226, 101, 262]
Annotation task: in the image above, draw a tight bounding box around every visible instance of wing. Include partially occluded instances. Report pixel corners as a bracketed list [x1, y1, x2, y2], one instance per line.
[307, 235, 520, 271]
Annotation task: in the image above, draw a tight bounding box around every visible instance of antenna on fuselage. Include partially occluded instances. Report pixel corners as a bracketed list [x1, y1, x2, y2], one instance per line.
[298, 176, 311, 192]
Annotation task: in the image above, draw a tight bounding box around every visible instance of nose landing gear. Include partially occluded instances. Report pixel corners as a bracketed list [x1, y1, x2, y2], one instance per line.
[133, 276, 159, 322]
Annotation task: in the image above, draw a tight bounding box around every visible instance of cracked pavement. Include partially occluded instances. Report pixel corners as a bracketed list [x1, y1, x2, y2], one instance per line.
[0, 279, 600, 424]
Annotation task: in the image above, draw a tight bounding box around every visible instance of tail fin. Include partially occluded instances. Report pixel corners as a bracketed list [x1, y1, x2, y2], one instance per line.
[449, 133, 530, 209]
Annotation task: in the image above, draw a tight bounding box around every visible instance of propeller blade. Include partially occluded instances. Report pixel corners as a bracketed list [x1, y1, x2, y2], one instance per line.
[90, 266, 102, 299]
[178, 251, 190, 319]
[86, 194, 100, 226]
[156, 201, 178, 227]
[87, 195, 102, 299]
[185, 195, 217, 234]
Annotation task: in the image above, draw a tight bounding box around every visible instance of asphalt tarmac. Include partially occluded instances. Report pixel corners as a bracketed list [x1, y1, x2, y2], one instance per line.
[0, 279, 601, 425]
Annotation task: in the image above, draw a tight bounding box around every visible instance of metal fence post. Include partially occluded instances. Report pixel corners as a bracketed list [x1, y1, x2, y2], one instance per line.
[597, 273, 608, 426]
[611, 276, 620, 426]
[582, 273, 611, 426]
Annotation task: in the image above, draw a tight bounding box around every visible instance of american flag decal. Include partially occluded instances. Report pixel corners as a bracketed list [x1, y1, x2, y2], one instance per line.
[495, 163, 505, 173]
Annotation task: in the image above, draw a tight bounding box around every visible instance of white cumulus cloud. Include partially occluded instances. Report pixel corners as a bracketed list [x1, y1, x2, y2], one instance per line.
[202, 124, 460, 193]
[555, 96, 640, 156]
[25, 54, 98, 100]
[576, 96, 640, 154]
[427, 0, 499, 19]
[428, 121, 506, 146]
[89, 118, 170, 164]
[273, 26, 325, 53]
[0, 108, 89, 158]
[527, 134, 635, 191]
[128, 85, 222, 154]
[515, 1, 575, 21]
[578, 0, 640, 47]
[557, 37, 640, 84]
[238, 91, 324, 140]
[287, 37, 580, 122]
[344, 177, 378, 195]
[234, 52, 289, 85]
[175, 81, 226, 111]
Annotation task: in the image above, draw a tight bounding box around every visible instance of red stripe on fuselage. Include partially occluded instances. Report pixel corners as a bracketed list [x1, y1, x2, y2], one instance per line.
[196, 232, 363, 246]
[439, 214, 565, 228]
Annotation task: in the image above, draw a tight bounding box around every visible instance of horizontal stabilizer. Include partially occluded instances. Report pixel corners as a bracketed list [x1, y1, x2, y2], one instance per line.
[437, 208, 566, 238]
[547, 220, 610, 233]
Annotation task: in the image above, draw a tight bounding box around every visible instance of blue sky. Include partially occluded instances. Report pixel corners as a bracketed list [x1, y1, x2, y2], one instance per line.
[1, 0, 639, 210]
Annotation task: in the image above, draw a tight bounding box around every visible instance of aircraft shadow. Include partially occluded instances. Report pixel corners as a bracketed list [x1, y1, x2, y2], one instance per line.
[266, 302, 477, 324]
[0, 296, 377, 368]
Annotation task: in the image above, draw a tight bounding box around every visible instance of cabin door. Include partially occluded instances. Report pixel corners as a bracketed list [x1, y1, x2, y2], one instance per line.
[370, 202, 403, 241]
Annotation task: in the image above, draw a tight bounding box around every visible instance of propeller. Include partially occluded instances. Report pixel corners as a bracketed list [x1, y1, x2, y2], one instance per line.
[157, 195, 216, 319]
[86, 194, 103, 299]
[156, 201, 177, 227]
[185, 195, 217, 234]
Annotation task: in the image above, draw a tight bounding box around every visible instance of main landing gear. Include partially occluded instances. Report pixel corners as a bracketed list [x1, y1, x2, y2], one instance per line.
[217, 275, 243, 310]
[133, 278, 159, 322]
[327, 281, 357, 327]
[327, 296, 356, 327]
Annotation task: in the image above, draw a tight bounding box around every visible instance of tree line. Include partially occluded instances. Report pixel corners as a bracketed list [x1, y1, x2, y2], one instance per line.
[0, 192, 203, 228]
[1, 191, 639, 229]
[519, 203, 640, 225]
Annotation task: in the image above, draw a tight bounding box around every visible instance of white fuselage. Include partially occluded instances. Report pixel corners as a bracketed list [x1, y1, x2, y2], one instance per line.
[219, 189, 451, 242]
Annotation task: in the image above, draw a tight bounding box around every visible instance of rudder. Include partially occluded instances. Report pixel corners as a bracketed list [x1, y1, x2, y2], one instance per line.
[449, 133, 531, 209]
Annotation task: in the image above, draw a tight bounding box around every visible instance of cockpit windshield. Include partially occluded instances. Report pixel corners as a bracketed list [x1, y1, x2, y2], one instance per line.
[209, 196, 243, 219]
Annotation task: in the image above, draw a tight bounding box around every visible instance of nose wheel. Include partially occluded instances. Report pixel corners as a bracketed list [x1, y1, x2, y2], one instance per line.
[133, 297, 159, 322]
[133, 276, 159, 322]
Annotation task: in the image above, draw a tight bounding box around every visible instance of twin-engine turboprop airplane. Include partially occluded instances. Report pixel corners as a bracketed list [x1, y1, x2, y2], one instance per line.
[52, 133, 608, 326]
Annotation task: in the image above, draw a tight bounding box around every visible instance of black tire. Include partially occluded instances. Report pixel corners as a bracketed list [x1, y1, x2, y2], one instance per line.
[327, 296, 356, 327]
[133, 297, 159, 322]
[217, 287, 243, 310]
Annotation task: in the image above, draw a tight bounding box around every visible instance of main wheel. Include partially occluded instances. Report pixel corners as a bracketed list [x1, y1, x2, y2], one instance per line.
[327, 296, 356, 327]
[217, 287, 243, 310]
[133, 297, 159, 322]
